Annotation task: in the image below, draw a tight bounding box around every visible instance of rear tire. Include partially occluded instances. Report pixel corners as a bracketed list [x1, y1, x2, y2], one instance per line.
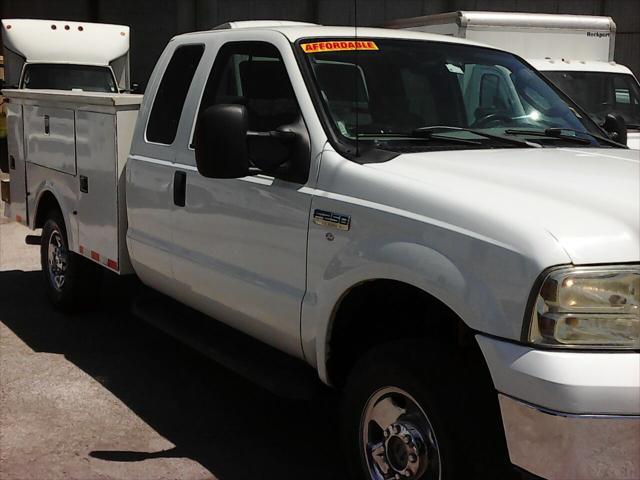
[40, 209, 102, 311]
[342, 340, 515, 480]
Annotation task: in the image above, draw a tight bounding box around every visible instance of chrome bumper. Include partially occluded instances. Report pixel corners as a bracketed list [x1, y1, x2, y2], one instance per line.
[500, 394, 640, 480]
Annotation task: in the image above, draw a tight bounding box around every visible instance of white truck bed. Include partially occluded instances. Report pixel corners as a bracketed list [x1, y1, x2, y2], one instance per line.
[2, 89, 142, 273]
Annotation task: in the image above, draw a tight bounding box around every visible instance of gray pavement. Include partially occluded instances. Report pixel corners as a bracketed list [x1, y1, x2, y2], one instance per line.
[0, 203, 345, 480]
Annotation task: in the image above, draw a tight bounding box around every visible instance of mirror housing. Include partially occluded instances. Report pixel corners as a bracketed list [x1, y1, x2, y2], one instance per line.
[195, 104, 301, 179]
[602, 113, 627, 145]
[194, 104, 250, 178]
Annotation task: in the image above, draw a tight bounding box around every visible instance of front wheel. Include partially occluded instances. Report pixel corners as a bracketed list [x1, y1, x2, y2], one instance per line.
[41, 210, 102, 310]
[342, 340, 514, 480]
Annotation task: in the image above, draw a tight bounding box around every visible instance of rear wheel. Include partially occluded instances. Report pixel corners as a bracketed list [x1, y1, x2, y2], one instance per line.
[41, 210, 102, 310]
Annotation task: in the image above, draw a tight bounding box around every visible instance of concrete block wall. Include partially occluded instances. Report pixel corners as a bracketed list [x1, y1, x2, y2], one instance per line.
[1, 0, 639, 87]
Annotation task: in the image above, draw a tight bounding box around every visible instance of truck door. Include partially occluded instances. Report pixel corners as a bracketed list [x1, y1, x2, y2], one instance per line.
[126, 44, 205, 293]
[170, 40, 312, 359]
[4, 102, 28, 225]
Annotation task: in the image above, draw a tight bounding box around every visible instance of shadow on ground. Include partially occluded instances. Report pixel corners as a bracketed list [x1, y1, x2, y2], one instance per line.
[0, 269, 346, 479]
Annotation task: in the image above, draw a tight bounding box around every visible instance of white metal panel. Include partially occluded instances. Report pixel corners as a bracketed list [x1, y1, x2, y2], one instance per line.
[26, 162, 79, 252]
[1, 19, 129, 65]
[76, 111, 119, 270]
[399, 23, 459, 37]
[3, 89, 143, 107]
[530, 59, 635, 74]
[115, 109, 138, 274]
[4, 102, 28, 225]
[23, 105, 76, 175]
[477, 335, 640, 415]
[465, 27, 612, 63]
[175, 25, 488, 49]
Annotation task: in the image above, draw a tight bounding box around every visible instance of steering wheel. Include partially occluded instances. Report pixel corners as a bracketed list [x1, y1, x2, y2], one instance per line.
[471, 112, 513, 129]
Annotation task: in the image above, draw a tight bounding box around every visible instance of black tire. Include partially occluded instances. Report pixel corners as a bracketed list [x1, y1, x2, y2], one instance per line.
[40, 209, 102, 311]
[342, 340, 515, 480]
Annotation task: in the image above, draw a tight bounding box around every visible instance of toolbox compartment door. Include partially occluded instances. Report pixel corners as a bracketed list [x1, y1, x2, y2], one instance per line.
[76, 111, 119, 271]
[4, 102, 28, 224]
[23, 105, 76, 175]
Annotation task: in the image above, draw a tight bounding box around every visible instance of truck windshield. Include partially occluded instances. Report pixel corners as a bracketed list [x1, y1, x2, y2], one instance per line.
[544, 71, 640, 129]
[22, 64, 118, 93]
[300, 38, 610, 151]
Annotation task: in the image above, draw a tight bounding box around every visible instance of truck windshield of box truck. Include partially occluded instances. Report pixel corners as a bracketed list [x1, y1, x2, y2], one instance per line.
[544, 71, 640, 130]
[21, 63, 118, 93]
[301, 39, 615, 150]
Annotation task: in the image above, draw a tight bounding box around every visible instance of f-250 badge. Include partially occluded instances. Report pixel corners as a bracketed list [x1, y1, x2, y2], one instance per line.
[313, 209, 351, 231]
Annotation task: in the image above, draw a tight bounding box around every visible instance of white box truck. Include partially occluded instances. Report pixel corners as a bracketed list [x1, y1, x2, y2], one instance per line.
[1, 18, 131, 93]
[2, 21, 639, 480]
[385, 11, 640, 149]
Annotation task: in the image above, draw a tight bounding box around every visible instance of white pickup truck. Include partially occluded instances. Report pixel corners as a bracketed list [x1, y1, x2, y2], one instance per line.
[2, 21, 639, 480]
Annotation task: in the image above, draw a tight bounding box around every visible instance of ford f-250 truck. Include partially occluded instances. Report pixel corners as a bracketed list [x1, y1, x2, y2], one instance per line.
[2, 21, 639, 480]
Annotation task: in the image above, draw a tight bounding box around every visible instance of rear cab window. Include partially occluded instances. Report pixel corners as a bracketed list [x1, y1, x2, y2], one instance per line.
[146, 44, 205, 145]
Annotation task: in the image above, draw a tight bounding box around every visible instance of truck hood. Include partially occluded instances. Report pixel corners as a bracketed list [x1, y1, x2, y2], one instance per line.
[367, 147, 640, 264]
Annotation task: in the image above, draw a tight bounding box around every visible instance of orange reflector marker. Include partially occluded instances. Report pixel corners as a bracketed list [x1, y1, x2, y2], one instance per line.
[91, 250, 100, 261]
[107, 259, 118, 270]
[79, 245, 85, 254]
[16, 215, 23, 223]
[301, 40, 379, 53]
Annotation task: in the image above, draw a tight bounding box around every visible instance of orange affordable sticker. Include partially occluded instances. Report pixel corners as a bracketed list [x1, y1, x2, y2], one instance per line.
[301, 40, 379, 53]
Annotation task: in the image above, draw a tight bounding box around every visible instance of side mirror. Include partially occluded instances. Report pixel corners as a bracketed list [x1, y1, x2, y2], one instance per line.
[194, 103, 299, 179]
[194, 104, 250, 178]
[603, 113, 627, 145]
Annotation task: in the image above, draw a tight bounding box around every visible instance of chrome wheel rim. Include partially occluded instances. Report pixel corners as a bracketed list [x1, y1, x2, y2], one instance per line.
[47, 230, 68, 291]
[361, 387, 441, 480]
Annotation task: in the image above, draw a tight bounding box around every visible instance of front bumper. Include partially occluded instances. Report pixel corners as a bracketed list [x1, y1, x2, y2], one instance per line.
[476, 335, 640, 479]
[500, 394, 639, 480]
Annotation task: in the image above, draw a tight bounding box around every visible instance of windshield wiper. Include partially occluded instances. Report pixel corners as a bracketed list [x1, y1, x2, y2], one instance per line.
[505, 128, 625, 148]
[413, 126, 539, 148]
[626, 123, 640, 130]
[366, 133, 483, 146]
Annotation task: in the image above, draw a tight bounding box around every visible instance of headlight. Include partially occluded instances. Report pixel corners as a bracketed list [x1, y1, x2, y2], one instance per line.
[528, 265, 639, 349]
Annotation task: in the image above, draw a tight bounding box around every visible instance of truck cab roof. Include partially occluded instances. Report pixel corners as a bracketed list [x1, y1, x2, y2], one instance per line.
[173, 23, 489, 49]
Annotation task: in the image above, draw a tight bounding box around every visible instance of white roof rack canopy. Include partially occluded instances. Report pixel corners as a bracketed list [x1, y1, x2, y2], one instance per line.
[1, 19, 130, 89]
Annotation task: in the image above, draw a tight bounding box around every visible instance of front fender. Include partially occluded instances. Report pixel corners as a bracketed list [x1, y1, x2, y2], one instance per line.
[301, 240, 462, 378]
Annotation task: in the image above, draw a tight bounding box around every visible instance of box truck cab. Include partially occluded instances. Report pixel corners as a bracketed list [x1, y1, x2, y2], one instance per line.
[386, 11, 640, 149]
[1, 19, 130, 93]
[2, 22, 639, 480]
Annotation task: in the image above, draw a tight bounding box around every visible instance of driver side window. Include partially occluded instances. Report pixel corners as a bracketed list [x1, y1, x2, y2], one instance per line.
[198, 41, 300, 132]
